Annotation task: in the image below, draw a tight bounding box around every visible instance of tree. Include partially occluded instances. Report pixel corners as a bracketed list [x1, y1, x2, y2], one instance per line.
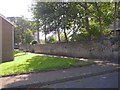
[114, 2, 117, 36]
[14, 28, 21, 44]
[32, 2, 115, 42]
[88, 2, 114, 39]
[25, 30, 34, 44]
[94, 2, 102, 32]
[46, 35, 57, 43]
[14, 17, 34, 44]
[83, 3, 90, 37]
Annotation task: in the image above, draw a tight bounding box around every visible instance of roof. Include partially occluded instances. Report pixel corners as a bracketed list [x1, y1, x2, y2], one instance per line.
[0, 13, 14, 26]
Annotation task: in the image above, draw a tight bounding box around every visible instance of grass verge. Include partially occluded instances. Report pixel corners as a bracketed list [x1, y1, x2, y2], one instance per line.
[0, 53, 95, 76]
[14, 50, 26, 57]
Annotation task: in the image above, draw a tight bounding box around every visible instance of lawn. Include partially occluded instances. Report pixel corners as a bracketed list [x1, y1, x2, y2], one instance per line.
[14, 50, 26, 57]
[0, 52, 95, 76]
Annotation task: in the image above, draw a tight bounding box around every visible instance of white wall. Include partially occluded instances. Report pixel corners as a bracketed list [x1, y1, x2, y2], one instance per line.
[0, 17, 2, 63]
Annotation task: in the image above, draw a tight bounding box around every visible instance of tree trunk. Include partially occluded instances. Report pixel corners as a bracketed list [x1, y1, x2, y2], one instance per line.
[56, 19, 61, 43]
[114, 2, 117, 36]
[84, 2, 91, 38]
[72, 20, 76, 40]
[37, 29, 39, 43]
[37, 20, 40, 43]
[45, 33, 47, 44]
[57, 29, 61, 42]
[44, 21, 47, 43]
[21, 28, 24, 44]
[95, 2, 102, 32]
[63, 26, 68, 42]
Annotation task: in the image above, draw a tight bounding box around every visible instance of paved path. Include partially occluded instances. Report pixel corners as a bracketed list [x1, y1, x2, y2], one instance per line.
[0, 61, 119, 88]
[41, 72, 119, 88]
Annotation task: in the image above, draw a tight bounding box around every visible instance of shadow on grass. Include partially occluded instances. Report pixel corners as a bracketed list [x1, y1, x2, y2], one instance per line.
[23, 56, 95, 73]
[3, 56, 95, 88]
[14, 53, 26, 57]
[2, 56, 95, 77]
[14, 50, 20, 55]
[14, 50, 26, 57]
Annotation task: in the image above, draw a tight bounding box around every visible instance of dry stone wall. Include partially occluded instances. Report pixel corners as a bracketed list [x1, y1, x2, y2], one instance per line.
[20, 39, 119, 61]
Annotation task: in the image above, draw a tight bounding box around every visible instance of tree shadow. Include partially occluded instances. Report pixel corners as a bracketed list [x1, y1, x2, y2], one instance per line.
[3, 55, 95, 88]
[2, 55, 118, 88]
[14, 53, 26, 57]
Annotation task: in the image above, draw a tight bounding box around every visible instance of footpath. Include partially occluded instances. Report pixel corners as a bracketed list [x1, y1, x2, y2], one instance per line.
[0, 54, 119, 88]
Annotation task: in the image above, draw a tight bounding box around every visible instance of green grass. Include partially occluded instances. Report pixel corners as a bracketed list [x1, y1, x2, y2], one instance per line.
[14, 50, 21, 54]
[14, 50, 26, 57]
[0, 53, 95, 76]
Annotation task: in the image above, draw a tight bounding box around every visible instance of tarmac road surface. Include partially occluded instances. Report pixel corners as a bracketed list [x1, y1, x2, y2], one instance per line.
[41, 72, 119, 88]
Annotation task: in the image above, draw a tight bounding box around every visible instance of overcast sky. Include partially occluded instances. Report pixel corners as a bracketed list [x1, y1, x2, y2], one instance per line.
[0, 0, 33, 19]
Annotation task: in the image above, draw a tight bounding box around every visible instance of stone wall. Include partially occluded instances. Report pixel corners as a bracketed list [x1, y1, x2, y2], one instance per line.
[20, 39, 119, 61]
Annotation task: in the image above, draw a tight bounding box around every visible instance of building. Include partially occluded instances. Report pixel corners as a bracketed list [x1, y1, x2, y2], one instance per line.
[0, 14, 14, 63]
[109, 19, 120, 36]
[7, 17, 20, 25]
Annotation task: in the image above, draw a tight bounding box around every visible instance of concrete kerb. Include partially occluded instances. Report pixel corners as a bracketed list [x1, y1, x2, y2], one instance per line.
[14, 66, 120, 88]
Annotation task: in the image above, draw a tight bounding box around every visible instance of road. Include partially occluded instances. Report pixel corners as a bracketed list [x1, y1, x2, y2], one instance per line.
[41, 72, 119, 88]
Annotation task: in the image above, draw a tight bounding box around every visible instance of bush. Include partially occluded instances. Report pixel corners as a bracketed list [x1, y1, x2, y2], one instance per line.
[47, 35, 58, 43]
[103, 29, 113, 38]
[89, 22, 102, 39]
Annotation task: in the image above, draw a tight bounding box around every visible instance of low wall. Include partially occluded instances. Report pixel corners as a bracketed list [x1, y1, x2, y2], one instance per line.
[20, 39, 120, 61]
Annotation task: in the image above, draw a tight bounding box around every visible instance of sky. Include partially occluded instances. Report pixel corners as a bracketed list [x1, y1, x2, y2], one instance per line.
[0, 0, 33, 19]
